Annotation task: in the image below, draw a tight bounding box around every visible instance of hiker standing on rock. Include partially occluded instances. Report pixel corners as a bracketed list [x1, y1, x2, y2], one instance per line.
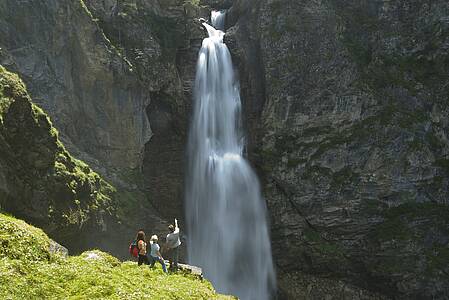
[136, 230, 150, 266]
[149, 235, 167, 273]
[166, 218, 181, 271]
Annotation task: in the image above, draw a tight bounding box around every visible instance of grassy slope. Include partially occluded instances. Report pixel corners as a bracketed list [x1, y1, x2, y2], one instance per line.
[0, 213, 233, 299]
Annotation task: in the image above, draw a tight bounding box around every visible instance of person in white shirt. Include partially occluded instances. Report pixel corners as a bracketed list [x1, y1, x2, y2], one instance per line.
[149, 235, 167, 273]
[165, 218, 181, 271]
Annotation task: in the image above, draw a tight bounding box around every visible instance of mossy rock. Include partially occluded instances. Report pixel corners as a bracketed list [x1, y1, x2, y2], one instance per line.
[0, 213, 234, 299]
[0, 213, 52, 261]
[0, 65, 117, 248]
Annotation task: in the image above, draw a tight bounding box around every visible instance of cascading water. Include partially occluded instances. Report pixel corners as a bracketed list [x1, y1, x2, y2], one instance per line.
[185, 11, 276, 300]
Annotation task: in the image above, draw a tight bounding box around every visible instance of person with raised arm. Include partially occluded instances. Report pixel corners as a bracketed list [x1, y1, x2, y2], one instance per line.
[165, 218, 181, 271]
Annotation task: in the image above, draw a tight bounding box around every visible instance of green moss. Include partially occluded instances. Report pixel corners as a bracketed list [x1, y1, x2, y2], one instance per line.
[426, 246, 449, 273]
[370, 254, 418, 275]
[396, 109, 428, 129]
[0, 213, 52, 261]
[0, 66, 27, 97]
[52, 147, 116, 225]
[303, 227, 321, 243]
[385, 202, 449, 220]
[0, 213, 232, 299]
[331, 167, 358, 189]
[0, 95, 12, 124]
[114, 189, 141, 221]
[0, 65, 117, 237]
[301, 165, 332, 181]
[303, 227, 346, 258]
[336, 3, 378, 68]
[372, 202, 449, 242]
[372, 216, 411, 241]
[0, 67, 21, 124]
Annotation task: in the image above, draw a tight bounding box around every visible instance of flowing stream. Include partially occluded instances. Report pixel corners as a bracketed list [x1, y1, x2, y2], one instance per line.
[185, 11, 276, 299]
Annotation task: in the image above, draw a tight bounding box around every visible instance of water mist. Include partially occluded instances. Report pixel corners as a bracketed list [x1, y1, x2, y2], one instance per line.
[185, 11, 276, 300]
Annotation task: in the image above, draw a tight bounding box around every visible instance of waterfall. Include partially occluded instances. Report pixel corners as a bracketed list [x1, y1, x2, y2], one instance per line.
[211, 10, 226, 31]
[185, 10, 276, 300]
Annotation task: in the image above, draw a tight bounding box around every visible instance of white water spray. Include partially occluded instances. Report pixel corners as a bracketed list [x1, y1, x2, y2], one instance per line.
[185, 11, 276, 300]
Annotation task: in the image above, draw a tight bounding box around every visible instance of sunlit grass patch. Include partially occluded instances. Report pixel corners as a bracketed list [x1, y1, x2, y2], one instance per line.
[0, 213, 233, 299]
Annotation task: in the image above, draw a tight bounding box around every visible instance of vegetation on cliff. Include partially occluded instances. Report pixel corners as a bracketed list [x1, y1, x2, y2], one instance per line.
[0, 213, 231, 299]
[0, 66, 116, 248]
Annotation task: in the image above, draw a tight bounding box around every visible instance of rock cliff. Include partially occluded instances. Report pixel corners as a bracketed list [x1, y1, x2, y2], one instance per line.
[0, 65, 116, 251]
[1, 0, 449, 298]
[0, 0, 209, 221]
[226, 0, 449, 298]
[0, 0, 149, 173]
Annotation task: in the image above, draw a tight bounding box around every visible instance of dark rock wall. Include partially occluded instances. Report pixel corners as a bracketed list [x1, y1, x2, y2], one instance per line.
[0, 0, 208, 259]
[227, 0, 449, 299]
[0, 0, 150, 174]
[83, 0, 208, 220]
[0, 0, 207, 217]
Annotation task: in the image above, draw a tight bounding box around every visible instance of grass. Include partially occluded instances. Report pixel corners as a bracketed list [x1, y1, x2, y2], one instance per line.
[0, 213, 51, 262]
[0, 255, 231, 299]
[0, 213, 233, 299]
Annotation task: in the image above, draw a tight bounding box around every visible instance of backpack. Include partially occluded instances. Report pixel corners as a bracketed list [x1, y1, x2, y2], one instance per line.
[129, 240, 139, 258]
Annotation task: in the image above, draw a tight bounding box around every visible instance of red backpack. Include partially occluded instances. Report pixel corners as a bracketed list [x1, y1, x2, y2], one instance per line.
[129, 240, 139, 258]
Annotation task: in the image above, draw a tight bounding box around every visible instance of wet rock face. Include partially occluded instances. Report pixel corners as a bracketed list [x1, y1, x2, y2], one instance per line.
[0, 0, 151, 173]
[228, 0, 449, 298]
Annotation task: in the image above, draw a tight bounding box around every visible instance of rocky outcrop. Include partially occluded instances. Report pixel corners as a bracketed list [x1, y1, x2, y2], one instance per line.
[0, 0, 150, 175]
[227, 0, 449, 299]
[0, 65, 116, 250]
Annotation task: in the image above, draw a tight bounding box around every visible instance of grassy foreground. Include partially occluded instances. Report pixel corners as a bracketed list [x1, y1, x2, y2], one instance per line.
[0, 213, 233, 299]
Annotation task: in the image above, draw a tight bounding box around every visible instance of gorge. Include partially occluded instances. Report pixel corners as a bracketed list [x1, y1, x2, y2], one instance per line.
[1, 0, 449, 299]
